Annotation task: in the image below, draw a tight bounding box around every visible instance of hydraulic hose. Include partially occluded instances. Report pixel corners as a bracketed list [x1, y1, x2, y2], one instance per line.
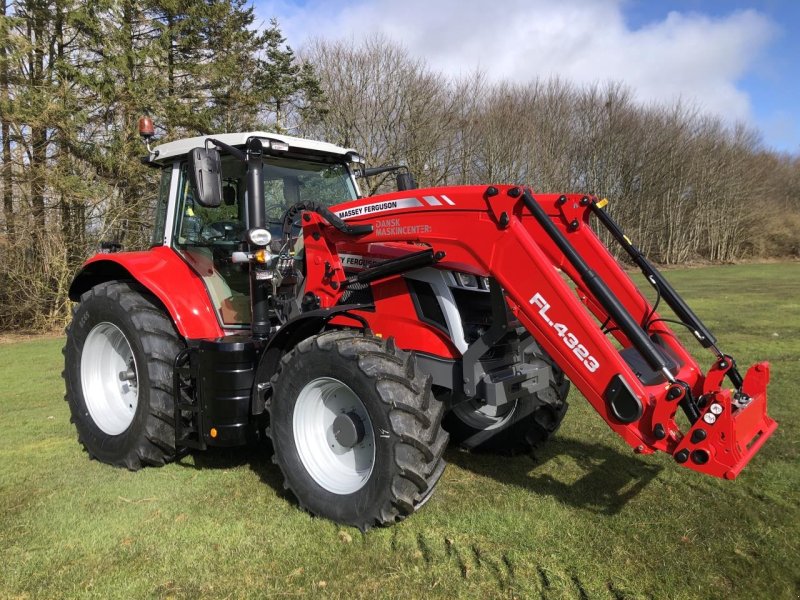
[281, 202, 373, 242]
[587, 198, 745, 390]
[521, 190, 676, 383]
[587, 198, 717, 349]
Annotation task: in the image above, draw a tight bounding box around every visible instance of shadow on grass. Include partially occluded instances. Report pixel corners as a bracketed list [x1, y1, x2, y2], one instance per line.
[447, 436, 662, 515]
[174, 442, 289, 499]
[172, 436, 660, 516]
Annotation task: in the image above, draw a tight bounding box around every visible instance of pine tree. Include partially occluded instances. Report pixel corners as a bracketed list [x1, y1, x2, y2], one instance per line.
[0, 1, 329, 328]
[199, 0, 264, 132]
[257, 18, 326, 132]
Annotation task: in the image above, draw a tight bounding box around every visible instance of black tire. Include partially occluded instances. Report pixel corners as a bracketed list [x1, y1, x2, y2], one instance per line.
[268, 330, 448, 531]
[63, 280, 183, 470]
[443, 341, 570, 454]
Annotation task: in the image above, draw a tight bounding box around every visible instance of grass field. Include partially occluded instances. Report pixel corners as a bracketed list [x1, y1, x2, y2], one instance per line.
[1, 263, 798, 599]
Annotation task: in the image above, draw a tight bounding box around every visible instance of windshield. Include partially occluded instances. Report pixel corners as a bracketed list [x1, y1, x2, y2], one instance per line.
[173, 153, 357, 327]
[176, 154, 357, 245]
[263, 157, 357, 220]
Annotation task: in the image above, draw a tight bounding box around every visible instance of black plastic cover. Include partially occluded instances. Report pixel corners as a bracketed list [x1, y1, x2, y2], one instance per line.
[619, 339, 681, 385]
[605, 374, 643, 423]
[196, 336, 258, 446]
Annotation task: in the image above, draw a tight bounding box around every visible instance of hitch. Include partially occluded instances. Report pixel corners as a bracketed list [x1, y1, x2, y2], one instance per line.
[673, 361, 776, 479]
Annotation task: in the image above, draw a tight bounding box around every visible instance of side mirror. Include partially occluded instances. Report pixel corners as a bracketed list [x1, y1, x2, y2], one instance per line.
[188, 147, 223, 207]
[396, 172, 417, 191]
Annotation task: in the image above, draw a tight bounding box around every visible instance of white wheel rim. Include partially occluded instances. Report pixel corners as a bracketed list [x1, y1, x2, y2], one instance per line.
[80, 322, 139, 435]
[293, 377, 375, 495]
[451, 399, 518, 431]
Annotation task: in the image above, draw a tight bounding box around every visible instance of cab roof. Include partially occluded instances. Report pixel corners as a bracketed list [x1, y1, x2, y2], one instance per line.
[150, 131, 356, 163]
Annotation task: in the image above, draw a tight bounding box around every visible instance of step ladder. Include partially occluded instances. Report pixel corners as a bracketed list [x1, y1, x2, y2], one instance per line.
[173, 348, 206, 451]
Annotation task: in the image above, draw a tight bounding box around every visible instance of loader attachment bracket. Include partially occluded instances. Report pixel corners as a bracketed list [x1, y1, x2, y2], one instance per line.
[461, 279, 512, 398]
[673, 361, 776, 479]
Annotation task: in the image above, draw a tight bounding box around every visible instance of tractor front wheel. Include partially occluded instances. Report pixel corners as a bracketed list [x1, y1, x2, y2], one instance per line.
[63, 281, 183, 470]
[268, 331, 448, 531]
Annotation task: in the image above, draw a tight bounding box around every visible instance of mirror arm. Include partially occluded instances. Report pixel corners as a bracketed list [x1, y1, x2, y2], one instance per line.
[207, 137, 247, 162]
[359, 164, 408, 178]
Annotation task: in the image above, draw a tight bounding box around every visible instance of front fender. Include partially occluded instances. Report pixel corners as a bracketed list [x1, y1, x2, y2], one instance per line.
[250, 304, 371, 414]
[69, 246, 224, 339]
[253, 304, 371, 383]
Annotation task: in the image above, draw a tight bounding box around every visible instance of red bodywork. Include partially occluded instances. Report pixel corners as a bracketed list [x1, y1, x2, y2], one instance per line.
[301, 185, 776, 479]
[69, 246, 225, 339]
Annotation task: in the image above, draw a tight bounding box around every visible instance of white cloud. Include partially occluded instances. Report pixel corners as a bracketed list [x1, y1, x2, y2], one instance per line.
[254, 0, 776, 122]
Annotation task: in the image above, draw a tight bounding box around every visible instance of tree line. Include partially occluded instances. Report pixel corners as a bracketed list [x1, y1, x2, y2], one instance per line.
[0, 0, 322, 329]
[0, 7, 798, 331]
[302, 37, 800, 264]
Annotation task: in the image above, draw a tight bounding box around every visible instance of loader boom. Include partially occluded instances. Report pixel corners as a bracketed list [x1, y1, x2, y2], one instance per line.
[299, 184, 776, 479]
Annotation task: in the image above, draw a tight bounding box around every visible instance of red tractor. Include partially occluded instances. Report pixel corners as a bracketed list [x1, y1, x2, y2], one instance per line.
[63, 126, 777, 530]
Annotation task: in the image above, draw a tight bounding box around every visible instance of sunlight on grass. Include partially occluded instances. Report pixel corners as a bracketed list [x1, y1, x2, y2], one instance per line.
[1, 263, 798, 599]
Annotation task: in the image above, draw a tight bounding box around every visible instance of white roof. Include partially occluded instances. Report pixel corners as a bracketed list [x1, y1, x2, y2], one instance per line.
[151, 131, 356, 162]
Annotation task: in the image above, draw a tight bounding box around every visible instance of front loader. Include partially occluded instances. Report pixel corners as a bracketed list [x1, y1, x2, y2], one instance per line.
[63, 127, 776, 530]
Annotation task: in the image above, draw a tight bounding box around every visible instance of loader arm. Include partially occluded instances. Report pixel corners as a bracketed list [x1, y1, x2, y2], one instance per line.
[298, 184, 776, 479]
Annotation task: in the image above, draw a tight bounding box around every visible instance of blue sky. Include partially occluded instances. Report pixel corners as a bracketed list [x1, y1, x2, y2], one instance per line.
[624, 1, 800, 153]
[254, 0, 799, 154]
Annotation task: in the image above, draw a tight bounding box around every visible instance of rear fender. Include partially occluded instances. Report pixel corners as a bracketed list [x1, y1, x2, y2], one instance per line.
[68, 246, 224, 339]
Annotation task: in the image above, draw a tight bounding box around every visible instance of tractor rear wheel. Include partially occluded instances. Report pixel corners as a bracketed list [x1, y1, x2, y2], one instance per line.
[63, 281, 183, 470]
[444, 342, 570, 454]
[268, 331, 448, 531]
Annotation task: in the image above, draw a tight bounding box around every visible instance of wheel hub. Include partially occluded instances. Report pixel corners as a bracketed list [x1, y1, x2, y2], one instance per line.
[118, 364, 136, 382]
[332, 411, 366, 448]
[293, 377, 376, 495]
[80, 322, 139, 436]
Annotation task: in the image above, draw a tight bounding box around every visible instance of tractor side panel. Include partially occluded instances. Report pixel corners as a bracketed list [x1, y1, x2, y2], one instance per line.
[332, 241, 461, 358]
[68, 246, 225, 339]
[361, 276, 459, 358]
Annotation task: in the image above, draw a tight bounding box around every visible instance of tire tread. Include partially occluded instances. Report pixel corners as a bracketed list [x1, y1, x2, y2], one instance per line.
[63, 280, 183, 471]
[268, 329, 448, 531]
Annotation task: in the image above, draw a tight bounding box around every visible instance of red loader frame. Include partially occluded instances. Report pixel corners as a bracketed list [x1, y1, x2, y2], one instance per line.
[300, 184, 776, 479]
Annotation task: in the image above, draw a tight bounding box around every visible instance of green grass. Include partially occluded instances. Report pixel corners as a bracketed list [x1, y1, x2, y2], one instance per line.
[1, 262, 799, 599]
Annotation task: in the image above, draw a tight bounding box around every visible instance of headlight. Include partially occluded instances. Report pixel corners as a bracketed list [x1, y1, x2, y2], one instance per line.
[455, 272, 478, 288]
[246, 228, 272, 246]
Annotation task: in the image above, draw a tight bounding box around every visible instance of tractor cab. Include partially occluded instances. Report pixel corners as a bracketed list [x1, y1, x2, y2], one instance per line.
[145, 132, 362, 327]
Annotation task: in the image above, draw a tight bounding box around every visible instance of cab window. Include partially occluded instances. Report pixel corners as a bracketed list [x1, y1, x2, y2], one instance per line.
[174, 153, 357, 327]
[151, 167, 172, 246]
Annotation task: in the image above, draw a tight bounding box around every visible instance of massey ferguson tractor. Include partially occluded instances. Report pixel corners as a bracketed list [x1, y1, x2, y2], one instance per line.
[63, 123, 777, 531]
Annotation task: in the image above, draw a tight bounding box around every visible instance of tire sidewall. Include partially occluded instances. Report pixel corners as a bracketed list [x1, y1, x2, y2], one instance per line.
[65, 286, 154, 463]
[271, 343, 397, 525]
